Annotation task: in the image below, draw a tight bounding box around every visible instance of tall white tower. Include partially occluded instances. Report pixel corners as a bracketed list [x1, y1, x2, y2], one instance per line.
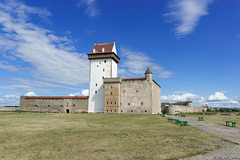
[87, 41, 120, 113]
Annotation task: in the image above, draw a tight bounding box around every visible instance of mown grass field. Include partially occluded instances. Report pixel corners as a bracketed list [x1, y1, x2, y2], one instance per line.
[0, 113, 231, 160]
[181, 114, 240, 129]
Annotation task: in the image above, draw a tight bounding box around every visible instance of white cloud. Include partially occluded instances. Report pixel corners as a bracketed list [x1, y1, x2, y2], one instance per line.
[162, 91, 240, 108]
[208, 92, 228, 101]
[24, 91, 37, 96]
[69, 89, 89, 96]
[162, 93, 205, 104]
[77, 0, 100, 18]
[207, 92, 239, 107]
[119, 47, 174, 78]
[0, 93, 20, 106]
[0, 61, 19, 72]
[164, 0, 213, 37]
[0, 0, 89, 86]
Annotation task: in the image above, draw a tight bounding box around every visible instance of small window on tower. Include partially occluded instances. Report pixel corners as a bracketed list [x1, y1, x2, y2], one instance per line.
[36, 105, 38, 107]
[111, 102, 112, 104]
[73, 104, 75, 107]
[110, 92, 112, 95]
[136, 90, 138, 92]
[96, 83, 97, 86]
[48, 105, 50, 107]
[103, 69, 105, 72]
[115, 102, 116, 104]
[95, 91, 97, 94]
[141, 102, 143, 105]
[102, 76, 104, 79]
[104, 60, 106, 63]
[128, 103, 130, 106]
[107, 102, 108, 104]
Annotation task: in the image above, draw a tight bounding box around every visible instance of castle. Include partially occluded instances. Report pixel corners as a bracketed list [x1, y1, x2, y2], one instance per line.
[20, 42, 204, 114]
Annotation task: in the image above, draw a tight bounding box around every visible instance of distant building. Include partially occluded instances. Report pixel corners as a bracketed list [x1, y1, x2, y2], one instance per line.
[161, 99, 207, 114]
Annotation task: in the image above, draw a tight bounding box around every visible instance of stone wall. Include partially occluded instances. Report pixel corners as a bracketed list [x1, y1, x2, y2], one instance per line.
[120, 78, 153, 114]
[161, 101, 206, 114]
[20, 96, 88, 113]
[104, 75, 161, 114]
[104, 78, 121, 113]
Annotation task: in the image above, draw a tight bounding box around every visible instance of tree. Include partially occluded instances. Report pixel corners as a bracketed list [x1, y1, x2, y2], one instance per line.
[207, 108, 212, 112]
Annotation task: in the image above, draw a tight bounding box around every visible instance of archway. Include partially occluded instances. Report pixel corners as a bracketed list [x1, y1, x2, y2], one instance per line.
[66, 109, 69, 113]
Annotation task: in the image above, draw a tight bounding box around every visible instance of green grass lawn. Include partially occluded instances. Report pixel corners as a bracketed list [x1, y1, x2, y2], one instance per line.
[181, 114, 240, 129]
[0, 113, 231, 160]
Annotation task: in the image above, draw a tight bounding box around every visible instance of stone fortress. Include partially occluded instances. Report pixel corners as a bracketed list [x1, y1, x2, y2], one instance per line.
[20, 41, 205, 114]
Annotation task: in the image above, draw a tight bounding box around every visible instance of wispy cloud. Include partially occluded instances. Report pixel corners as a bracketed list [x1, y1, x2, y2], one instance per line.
[77, 0, 100, 18]
[119, 47, 174, 78]
[164, 0, 213, 37]
[0, 0, 89, 86]
[0, 93, 20, 106]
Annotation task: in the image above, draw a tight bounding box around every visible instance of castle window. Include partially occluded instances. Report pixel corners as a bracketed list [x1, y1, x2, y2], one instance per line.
[115, 110, 116, 112]
[73, 104, 75, 107]
[48, 105, 50, 107]
[61, 105, 63, 107]
[95, 91, 97, 94]
[115, 102, 116, 104]
[128, 103, 130, 106]
[111, 86, 112, 88]
[145, 110, 147, 112]
[136, 90, 138, 92]
[106, 110, 108, 112]
[104, 60, 106, 63]
[131, 110, 133, 112]
[103, 69, 105, 72]
[124, 90, 125, 93]
[110, 92, 112, 95]
[97, 65, 99, 67]
[111, 102, 112, 104]
[111, 110, 112, 112]
[102, 48, 105, 52]
[107, 102, 108, 104]
[96, 83, 97, 86]
[121, 110, 123, 112]
[141, 102, 143, 105]
[36, 105, 38, 107]
[102, 76, 104, 79]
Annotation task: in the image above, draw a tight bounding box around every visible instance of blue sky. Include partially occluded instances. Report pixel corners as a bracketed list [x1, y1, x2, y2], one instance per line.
[0, 0, 239, 108]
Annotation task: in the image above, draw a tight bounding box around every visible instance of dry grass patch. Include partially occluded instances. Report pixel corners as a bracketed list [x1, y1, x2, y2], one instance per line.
[183, 114, 240, 129]
[0, 113, 231, 160]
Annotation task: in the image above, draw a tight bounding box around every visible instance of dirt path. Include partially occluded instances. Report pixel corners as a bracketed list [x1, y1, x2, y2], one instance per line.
[166, 115, 240, 160]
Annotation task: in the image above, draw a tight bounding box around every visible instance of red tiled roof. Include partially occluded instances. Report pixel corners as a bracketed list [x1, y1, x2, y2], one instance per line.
[122, 78, 146, 81]
[91, 42, 114, 53]
[25, 96, 89, 99]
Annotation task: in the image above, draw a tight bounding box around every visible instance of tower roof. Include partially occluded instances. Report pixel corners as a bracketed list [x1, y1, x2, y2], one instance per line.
[91, 42, 114, 53]
[145, 67, 153, 74]
[87, 41, 120, 63]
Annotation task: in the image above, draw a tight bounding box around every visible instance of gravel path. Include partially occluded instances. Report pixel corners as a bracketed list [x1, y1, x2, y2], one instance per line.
[166, 115, 240, 160]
